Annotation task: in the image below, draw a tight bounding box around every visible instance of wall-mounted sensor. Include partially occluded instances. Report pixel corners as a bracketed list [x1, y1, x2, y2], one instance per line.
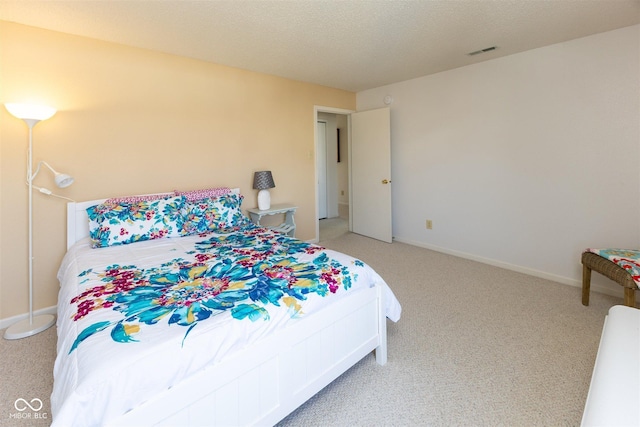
[383, 95, 393, 105]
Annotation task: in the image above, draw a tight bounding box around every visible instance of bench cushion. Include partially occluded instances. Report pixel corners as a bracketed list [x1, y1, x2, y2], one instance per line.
[587, 249, 640, 289]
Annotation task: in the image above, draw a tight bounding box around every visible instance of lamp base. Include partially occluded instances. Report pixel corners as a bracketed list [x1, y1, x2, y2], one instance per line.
[257, 189, 271, 210]
[3, 314, 55, 340]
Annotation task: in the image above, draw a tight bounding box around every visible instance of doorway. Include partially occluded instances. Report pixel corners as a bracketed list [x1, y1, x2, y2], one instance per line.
[314, 106, 392, 244]
[315, 109, 351, 242]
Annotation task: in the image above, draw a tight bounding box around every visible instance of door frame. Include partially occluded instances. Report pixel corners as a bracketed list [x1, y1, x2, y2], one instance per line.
[313, 105, 355, 243]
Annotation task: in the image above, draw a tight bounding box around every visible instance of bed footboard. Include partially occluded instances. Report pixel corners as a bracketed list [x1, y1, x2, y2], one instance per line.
[107, 284, 386, 427]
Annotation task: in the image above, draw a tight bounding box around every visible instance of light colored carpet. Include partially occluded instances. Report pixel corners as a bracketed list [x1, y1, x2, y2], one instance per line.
[0, 323, 56, 426]
[0, 232, 619, 426]
[319, 217, 349, 242]
[280, 232, 619, 426]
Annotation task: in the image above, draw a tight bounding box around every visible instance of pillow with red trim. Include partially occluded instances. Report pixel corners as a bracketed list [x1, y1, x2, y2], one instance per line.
[174, 187, 231, 203]
[104, 193, 174, 205]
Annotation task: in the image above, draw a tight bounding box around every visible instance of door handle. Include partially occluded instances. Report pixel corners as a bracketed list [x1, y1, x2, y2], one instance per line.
[382, 179, 391, 184]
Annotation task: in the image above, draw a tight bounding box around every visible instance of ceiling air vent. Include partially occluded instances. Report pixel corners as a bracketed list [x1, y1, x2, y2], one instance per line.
[467, 46, 497, 56]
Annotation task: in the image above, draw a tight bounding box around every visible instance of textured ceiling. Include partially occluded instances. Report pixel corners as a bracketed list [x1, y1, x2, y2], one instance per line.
[1, 0, 638, 92]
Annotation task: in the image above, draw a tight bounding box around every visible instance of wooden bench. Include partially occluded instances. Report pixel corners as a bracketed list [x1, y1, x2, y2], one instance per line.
[582, 251, 637, 307]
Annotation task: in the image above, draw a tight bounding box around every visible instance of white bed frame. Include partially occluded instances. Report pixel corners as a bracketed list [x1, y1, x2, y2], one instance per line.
[66, 198, 388, 426]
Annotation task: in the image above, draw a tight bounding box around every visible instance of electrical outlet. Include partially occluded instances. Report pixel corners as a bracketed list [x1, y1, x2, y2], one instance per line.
[426, 219, 433, 230]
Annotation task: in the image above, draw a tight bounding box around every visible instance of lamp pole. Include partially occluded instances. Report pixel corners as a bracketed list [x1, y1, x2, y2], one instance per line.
[26, 119, 37, 326]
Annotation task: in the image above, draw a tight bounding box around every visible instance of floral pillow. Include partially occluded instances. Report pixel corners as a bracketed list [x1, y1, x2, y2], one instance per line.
[182, 192, 249, 235]
[87, 196, 186, 248]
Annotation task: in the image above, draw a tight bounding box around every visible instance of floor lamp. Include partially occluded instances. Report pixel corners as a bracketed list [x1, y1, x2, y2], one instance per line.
[4, 103, 74, 340]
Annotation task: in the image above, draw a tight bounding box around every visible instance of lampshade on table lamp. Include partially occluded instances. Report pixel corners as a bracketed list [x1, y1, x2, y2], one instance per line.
[253, 171, 275, 210]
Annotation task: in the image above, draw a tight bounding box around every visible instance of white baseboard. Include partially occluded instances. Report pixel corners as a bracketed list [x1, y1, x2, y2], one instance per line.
[392, 237, 626, 300]
[0, 305, 57, 330]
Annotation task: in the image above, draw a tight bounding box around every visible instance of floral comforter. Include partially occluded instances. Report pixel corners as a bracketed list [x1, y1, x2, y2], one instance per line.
[52, 225, 401, 426]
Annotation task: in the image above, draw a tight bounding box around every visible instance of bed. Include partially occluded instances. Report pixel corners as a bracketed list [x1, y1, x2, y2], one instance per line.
[51, 188, 401, 426]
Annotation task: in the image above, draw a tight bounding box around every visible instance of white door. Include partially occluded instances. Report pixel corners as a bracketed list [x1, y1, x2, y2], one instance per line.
[351, 107, 392, 243]
[316, 121, 328, 219]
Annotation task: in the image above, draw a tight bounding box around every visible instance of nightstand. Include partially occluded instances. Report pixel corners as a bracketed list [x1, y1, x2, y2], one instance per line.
[247, 204, 297, 237]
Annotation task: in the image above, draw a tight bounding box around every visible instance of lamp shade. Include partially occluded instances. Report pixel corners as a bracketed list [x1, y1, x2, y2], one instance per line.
[54, 173, 74, 188]
[253, 171, 275, 190]
[37, 161, 74, 189]
[5, 103, 56, 121]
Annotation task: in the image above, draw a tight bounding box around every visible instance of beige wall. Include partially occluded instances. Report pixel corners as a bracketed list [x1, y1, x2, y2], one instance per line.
[0, 21, 355, 320]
